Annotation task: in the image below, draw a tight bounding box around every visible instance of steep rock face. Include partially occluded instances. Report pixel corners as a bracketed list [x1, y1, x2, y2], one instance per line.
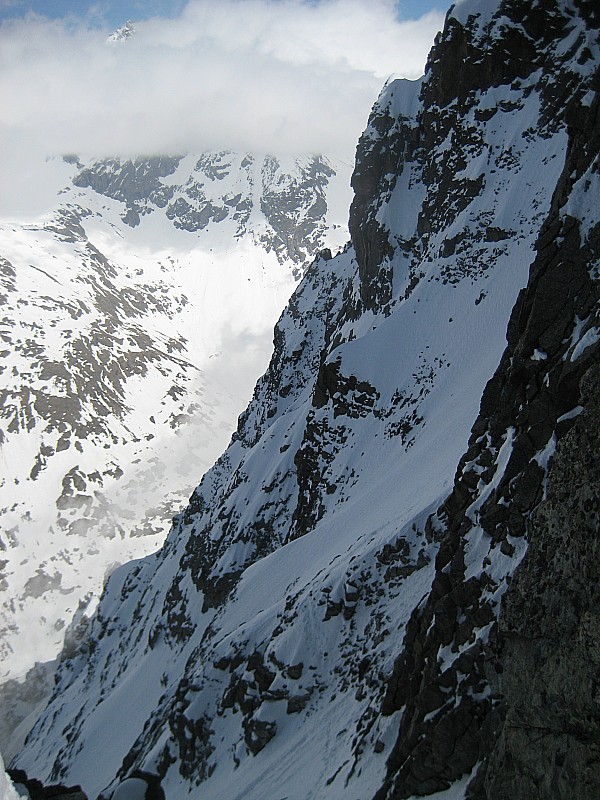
[377, 7, 600, 798]
[72, 156, 181, 227]
[481, 364, 600, 799]
[14, 3, 600, 799]
[348, 80, 418, 312]
[477, 63, 600, 800]
[7, 768, 87, 800]
[349, 0, 598, 315]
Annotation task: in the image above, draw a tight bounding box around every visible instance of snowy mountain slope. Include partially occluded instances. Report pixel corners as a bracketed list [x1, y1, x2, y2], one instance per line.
[0, 151, 352, 702]
[0, 752, 19, 800]
[377, 11, 600, 799]
[14, 2, 600, 799]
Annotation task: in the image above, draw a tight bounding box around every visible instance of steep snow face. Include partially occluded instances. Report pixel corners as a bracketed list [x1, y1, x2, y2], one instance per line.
[16, 3, 600, 799]
[0, 152, 352, 693]
[377, 70, 600, 800]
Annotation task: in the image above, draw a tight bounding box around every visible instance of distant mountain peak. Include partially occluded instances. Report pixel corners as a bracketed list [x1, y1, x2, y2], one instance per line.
[106, 20, 135, 44]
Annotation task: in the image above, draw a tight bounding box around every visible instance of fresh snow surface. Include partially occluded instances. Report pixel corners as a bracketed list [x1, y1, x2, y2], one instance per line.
[18, 55, 574, 800]
[0, 754, 19, 800]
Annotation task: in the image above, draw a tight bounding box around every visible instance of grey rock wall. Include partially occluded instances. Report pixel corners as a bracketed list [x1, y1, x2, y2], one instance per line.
[376, 6, 600, 799]
[472, 57, 600, 800]
[478, 362, 600, 800]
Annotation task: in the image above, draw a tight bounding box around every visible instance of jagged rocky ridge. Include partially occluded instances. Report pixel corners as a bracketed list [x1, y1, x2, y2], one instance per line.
[68, 153, 340, 273]
[6, 768, 86, 800]
[14, 1, 600, 798]
[0, 151, 350, 748]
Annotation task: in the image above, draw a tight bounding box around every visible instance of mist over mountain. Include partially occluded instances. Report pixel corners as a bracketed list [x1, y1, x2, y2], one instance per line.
[0, 0, 443, 217]
[3, 0, 600, 799]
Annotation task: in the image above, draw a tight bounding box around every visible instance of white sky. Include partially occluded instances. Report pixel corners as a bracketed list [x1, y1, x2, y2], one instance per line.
[0, 0, 446, 215]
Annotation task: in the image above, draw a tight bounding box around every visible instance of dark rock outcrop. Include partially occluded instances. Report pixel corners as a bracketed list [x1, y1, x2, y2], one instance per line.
[7, 769, 87, 800]
[475, 364, 600, 799]
[377, 9, 600, 799]
[73, 157, 181, 227]
[471, 63, 600, 800]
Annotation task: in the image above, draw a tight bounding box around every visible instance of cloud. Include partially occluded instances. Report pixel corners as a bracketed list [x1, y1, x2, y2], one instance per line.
[0, 0, 444, 215]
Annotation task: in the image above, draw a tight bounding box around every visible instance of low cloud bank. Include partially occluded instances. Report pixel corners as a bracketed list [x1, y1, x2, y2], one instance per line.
[0, 0, 444, 215]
